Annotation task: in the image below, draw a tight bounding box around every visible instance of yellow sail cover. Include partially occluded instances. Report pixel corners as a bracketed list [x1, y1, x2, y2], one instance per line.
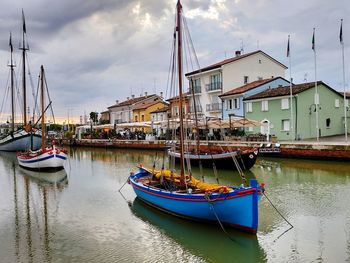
[144, 167, 233, 193]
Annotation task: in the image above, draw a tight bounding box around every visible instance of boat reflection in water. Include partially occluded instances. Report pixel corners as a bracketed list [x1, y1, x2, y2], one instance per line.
[130, 197, 266, 262]
[9, 159, 68, 263]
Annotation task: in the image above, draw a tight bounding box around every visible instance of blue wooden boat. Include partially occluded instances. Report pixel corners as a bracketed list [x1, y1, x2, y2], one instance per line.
[129, 167, 262, 233]
[129, 0, 263, 234]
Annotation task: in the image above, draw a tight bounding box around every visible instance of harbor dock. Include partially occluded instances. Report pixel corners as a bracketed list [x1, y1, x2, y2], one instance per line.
[61, 137, 350, 161]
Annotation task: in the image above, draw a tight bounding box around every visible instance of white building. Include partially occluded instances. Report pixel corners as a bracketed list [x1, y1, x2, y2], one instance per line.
[185, 50, 287, 120]
[107, 92, 164, 124]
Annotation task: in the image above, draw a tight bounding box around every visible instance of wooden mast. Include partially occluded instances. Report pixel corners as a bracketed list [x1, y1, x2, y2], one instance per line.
[40, 65, 45, 150]
[20, 10, 28, 126]
[9, 33, 15, 133]
[176, 0, 186, 181]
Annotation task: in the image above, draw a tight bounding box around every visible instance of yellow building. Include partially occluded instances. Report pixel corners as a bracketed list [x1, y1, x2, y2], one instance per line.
[133, 100, 168, 123]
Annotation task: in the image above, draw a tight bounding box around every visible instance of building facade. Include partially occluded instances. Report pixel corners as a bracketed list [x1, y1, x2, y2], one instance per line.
[244, 81, 347, 140]
[185, 50, 287, 120]
[219, 77, 290, 120]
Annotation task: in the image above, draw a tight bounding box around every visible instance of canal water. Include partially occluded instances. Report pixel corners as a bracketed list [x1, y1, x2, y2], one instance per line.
[0, 148, 350, 262]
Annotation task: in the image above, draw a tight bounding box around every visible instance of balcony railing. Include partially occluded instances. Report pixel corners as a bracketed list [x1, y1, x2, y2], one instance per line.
[191, 86, 201, 94]
[189, 105, 203, 113]
[205, 82, 222, 92]
[206, 103, 222, 112]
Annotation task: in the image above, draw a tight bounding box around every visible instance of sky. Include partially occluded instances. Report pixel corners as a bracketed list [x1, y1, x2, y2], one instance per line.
[0, 0, 349, 124]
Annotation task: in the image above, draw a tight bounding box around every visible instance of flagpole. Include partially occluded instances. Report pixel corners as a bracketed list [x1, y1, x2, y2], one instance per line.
[340, 19, 348, 141]
[288, 35, 294, 140]
[313, 28, 319, 141]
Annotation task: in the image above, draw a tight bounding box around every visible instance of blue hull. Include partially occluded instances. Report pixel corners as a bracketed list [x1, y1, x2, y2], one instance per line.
[130, 168, 261, 233]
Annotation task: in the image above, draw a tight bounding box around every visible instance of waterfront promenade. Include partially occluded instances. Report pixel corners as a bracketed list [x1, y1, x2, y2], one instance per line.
[62, 134, 350, 161]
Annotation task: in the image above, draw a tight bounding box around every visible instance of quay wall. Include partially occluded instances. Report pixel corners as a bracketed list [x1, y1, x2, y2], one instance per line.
[61, 139, 350, 161]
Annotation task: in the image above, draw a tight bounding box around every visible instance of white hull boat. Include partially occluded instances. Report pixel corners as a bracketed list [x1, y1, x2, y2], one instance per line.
[0, 129, 42, 151]
[17, 144, 67, 170]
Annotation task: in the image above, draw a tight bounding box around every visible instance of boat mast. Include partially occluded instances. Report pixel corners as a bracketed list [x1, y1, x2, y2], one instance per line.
[176, 0, 186, 180]
[9, 33, 15, 133]
[40, 65, 45, 150]
[20, 10, 28, 126]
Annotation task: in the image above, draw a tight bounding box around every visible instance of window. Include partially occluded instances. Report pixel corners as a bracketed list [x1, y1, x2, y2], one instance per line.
[335, 99, 340, 108]
[282, 119, 290, 131]
[326, 118, 331, 128]
[190, 78, 201, 93]
[246, 102, 253, 113]
[233, 98, 240, 109]
[173, 106, 179, 116]
[248, 126, 253, 132]
[281, 98, 289, 110]
[261, 100, 268, 111]
[141, 115, 144, 122]
[135, 115, 138, 122]
[227, 99, 232, 110]
[244, 76, 249, 84]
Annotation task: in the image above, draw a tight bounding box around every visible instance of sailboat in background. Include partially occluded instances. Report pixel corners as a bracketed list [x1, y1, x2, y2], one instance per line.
[0, 11, 41, 151]
[17, 66, 67, 170]
[128, 0, 263, 234]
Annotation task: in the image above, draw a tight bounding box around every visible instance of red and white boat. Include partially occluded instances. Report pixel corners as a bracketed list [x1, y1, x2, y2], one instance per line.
[17, 66, 67, 170]
[17, 142, 67, 170]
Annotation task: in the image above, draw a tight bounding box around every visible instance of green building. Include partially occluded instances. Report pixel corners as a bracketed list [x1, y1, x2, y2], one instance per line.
[244, 81, 348, 140]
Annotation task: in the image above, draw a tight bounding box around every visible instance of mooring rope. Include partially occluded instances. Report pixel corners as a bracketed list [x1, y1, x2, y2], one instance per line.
[205, 194, 236, 243]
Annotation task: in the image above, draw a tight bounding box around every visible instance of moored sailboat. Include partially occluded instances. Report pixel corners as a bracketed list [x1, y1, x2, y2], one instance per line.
[129, 0, 263, 234]
[17, 66, 67, 171]
[0, 12, 41, 151]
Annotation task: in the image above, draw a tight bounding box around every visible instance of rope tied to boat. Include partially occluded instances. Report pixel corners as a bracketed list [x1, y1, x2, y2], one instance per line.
[262, 190, 294, 241]
[204, 193, 236, 243]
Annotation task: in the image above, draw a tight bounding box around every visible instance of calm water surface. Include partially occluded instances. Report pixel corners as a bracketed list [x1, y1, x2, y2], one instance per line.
[0, 148, 350, 262]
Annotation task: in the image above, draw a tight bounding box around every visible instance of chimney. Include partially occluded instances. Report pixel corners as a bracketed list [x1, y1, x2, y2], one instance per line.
[132, 94, 135, 99]
[160, 91, 163, 98]
[145, 91, 148, 97]
[127, 96, 130, 100]
[235, 50, 241, 57]
[116, 100, 119, 104]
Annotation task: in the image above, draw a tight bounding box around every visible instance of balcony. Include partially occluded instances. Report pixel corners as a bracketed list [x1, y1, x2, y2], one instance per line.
[205, 82, 222, 92]
[189, 105, 203, 113]
[206, 103, 222, 112]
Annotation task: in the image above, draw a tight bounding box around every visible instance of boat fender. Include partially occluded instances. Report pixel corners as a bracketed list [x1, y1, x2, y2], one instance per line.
[188, 188, 192, 194]
[260, 183, 265, 193]
[254, 150, 258, 155]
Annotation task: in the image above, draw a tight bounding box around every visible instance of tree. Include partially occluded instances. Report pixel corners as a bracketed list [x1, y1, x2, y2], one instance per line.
[89, 112, 98, 125]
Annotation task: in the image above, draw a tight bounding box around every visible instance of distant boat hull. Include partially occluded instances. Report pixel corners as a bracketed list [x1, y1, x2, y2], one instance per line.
[168, 149, 258, 170]
[0, 130, 42, 151]
[17, 145, 67, 171]
[129, 168, 261, 234]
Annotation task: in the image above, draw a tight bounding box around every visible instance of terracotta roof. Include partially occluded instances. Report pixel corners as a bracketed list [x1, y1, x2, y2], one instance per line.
[133, 100, 167, 111]
[166, 92, 190, 102]
[244, 81, 323, 100]
[185, 50, 287, 76]
[339, 92, 350, 98]
[107, 94, 157, 108]
[150, 107, 169, 114]
[100, 110, 109, 114]
[219, 77, 285, 98]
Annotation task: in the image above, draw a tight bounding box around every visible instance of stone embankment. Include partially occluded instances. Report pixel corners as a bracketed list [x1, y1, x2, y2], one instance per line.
[61, 138, 350, 161]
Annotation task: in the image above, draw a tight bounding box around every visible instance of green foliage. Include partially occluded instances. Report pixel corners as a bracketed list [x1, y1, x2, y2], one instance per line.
[90, 112, 98, 124]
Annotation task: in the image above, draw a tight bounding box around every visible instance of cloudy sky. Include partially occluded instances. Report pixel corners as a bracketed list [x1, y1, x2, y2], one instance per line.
[0, 0, 348, 123]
